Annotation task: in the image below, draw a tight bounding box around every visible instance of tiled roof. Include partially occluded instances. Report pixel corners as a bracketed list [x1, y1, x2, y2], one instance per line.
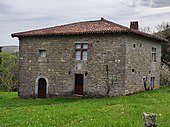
[11, 18, 168, 42]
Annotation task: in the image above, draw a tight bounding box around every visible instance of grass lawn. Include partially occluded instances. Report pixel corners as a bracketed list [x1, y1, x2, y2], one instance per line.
[0, 86, 170, 127]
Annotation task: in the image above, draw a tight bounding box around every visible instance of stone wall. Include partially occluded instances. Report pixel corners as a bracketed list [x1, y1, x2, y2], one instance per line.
[123, 34, 161, 94]
[18, 33, 161, 98]
[18, 34, 127, 98]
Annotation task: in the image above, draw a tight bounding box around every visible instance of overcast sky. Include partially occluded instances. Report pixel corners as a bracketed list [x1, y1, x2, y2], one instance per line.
[0, 0, 170, 46]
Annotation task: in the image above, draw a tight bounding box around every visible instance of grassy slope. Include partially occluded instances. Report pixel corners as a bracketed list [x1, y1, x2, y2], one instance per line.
[0, 86, 170, 127]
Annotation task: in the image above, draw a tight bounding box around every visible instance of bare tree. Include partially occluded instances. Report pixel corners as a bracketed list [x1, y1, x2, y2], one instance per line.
[155, 22, 170, 32]
[104, 65, 117, 96]
[140, 26, 152, 34]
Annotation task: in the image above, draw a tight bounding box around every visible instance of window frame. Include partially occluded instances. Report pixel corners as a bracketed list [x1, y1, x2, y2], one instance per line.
[75, 43, 88, 60]
[151, 47, 156, 62]
[39, 49, 46, 58]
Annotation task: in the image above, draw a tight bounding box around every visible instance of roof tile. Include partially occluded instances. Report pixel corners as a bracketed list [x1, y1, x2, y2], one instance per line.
[11, 18, 168, 43]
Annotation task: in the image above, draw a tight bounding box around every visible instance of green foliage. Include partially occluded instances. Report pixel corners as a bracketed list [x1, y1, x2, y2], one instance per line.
[153, 22, 170, 85]
[0, 51, 18, 92]
[0, 86, 170, 127]
[154, 22, 170, 68]
[160, 65, 170, 85]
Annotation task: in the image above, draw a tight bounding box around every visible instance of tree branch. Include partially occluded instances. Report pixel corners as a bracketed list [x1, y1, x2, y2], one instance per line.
[161, 57, 170, 68]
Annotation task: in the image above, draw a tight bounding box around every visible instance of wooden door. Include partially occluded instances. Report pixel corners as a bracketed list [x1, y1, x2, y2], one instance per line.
[38, 78, 47, 98]
[75, 74, 83, 95]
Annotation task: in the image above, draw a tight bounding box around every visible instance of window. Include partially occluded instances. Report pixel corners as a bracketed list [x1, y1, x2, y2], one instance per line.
[132, 69, 135, 72]
[75, 51, 81, 60]
[133, 44, 136, 48]
[75, 43, 88, 60]
[151, 47, 156, 62]
[152, 47, 156, 52]
[39, 49, 46, 57]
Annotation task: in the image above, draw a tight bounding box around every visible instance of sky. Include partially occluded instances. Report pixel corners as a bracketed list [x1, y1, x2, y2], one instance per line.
[0, 0, 170, 46]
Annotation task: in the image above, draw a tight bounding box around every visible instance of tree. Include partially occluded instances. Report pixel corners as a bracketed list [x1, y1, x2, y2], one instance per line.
[140, 26, 152, 34]
[0, 51, 18, 92]
[155, 22, 170, 32]
[104, 65, 117, 96]
[154, 22, 170, 68]
[153, 22, 170, 85]
[139, 22, 170, 85]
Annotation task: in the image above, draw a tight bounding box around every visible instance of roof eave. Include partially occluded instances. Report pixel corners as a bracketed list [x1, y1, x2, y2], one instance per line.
[11, 30, 127, 38]
[11, 30, 169, 44]
[128, 30, 169, 43]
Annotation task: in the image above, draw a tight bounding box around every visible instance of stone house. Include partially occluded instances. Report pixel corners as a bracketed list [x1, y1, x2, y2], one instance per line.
[12, 18, 167, 98]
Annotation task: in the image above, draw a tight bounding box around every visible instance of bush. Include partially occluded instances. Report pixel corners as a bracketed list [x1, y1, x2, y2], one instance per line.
[0, 51, 18, 92]
[160, 64, 170, 85]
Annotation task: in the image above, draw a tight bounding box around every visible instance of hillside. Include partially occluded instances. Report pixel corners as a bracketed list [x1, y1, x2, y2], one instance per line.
[0, 45, 19, 53]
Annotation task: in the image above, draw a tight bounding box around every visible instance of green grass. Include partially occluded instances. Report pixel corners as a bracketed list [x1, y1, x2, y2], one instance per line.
[0, 86, 170, 127]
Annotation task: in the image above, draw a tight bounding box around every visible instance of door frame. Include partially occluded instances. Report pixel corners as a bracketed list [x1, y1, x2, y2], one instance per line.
[74, 74, 84, 95]
[38, 78, 47, 98]
[35, 76, 49, 98]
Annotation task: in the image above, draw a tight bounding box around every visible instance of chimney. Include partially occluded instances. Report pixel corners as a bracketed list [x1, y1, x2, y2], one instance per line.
[130, 21, 139, 30]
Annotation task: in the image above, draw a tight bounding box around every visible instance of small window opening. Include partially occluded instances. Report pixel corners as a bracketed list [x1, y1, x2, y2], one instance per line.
[132, 69, 135, 72]
[133, 44, 136, 48]
[39, 49, 46, 57]
[85, 71, 88, 76]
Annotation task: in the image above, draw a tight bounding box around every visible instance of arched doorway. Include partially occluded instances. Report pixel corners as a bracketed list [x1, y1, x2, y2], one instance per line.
[38, 78, 47, 98]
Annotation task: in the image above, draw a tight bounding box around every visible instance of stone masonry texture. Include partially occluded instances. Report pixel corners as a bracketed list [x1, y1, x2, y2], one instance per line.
[18, 33, 161, 98]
